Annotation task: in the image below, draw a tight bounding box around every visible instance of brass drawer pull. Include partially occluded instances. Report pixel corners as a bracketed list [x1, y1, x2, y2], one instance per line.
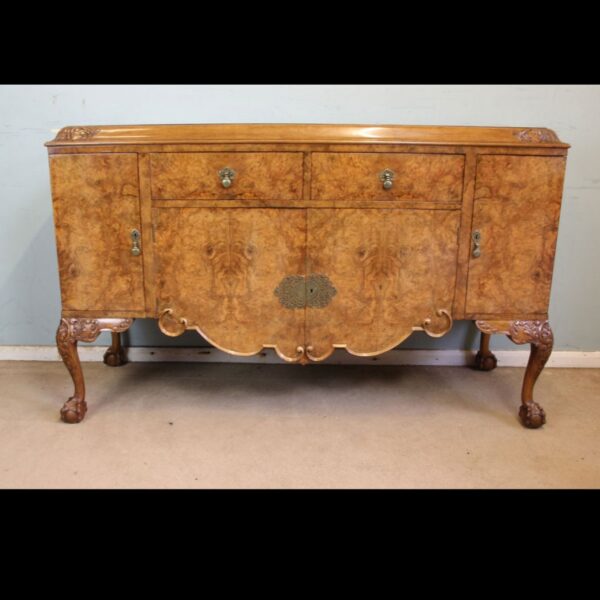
[379, 168, 395, 190]
[472, 230, 481, 258]
[218, 167, 236, 188]
[131, 229, 141, 256]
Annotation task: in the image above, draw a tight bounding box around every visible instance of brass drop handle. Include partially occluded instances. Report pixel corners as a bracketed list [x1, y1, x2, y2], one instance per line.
[219, 167, 236, 188]
[379, 168, 395, 190]
[472, 230, 481, 258]
[131, 229, 141, 256]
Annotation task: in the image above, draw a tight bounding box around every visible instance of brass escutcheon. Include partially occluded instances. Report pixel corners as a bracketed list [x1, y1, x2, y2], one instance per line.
[274, 275, 306, 309]
[306, 274, 337, 308]
[131, 229, 141, 256]
[472, 230, 481, 258]
[274, 274, 337, 309]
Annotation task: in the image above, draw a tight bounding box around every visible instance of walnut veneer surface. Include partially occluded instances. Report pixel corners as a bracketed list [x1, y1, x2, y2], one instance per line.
[46, 124, 569, 427]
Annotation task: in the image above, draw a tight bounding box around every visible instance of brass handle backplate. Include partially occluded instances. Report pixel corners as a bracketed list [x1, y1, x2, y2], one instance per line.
[218, 167, 236, 188]
[131, 229, 141, 256]
[472, 230, 481, 258]
[379, 168, 395, 190]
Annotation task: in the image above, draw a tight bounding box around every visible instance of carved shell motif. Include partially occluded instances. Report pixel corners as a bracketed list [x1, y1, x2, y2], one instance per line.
[514, 128, 559, 143]
[55, 126, 100, 141]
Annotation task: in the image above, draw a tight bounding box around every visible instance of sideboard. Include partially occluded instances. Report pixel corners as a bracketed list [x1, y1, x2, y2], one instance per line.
[46, 124, 569, 427]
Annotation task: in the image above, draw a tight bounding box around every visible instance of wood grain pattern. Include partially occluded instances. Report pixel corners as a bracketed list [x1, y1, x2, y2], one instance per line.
[305, 209, 460, 359]
[153, 208, 306, 361]
[46, 124, 569, 148]
[465, 156, 566, 315]
[311, 153, 465, 202]
[46, 123, 569, 428]
[150, 152, 303, 201]
[50, 154, 145, 311]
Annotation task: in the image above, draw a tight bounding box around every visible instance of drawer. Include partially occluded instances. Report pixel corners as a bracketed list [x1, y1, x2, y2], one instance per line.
[150, 152, 304, 201]
[311, 153, 465, 202]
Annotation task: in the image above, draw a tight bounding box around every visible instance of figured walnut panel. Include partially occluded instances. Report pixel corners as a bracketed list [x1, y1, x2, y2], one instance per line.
[465, 155, 566, 315]
[50, 154, 145, 312]
[305, 209, 460, 358]
[154, 208, 306, 360]
[150, 152, 303, 201]
[311, 153, 465, 202]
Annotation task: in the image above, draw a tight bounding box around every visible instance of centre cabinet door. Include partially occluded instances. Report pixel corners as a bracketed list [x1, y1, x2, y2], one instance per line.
[304, 209, 461, 360]
[153, 208, 306, 361]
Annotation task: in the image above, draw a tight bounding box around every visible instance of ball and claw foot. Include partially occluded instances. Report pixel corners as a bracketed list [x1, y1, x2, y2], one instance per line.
[474, 350, 497, 371]
[103, 346, 126, 367]
[60, 397, 87, 424]
[519, 402, 546, 429]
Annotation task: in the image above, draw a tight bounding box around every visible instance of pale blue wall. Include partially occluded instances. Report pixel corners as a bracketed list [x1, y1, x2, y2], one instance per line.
[1, 85, 598, 350]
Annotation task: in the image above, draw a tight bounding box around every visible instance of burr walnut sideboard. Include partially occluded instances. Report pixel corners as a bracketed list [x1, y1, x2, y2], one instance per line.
[46, 124, 569, 427]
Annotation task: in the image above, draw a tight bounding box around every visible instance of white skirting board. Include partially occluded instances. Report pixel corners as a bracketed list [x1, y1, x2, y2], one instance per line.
[0, 346, 599, 367]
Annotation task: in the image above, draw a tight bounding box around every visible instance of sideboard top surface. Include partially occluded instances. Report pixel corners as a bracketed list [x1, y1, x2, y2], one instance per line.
[46, 123, 569, 148]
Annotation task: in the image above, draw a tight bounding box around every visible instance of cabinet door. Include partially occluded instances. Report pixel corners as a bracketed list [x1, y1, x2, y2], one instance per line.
[465, 156, 566, 315]
[305, 209, 460, 360]
[50, 154, 145, 312]
[154, 208, 306, 361]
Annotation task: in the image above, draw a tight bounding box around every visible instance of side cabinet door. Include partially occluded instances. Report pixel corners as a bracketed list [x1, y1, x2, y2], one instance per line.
[305, 208, 461, 359]
[50, 154, 145, 312]
[154, 208, 306, 361]
[465, 155, 566, 315]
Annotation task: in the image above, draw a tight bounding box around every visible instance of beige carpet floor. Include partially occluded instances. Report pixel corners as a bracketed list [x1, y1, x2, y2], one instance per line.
[0, 360, 598, 488]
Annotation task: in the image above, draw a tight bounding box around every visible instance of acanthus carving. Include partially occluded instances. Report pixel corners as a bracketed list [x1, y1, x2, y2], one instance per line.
[475, 319, 553, 350]
[55, 126, 100, 141]
[514, 128, 559, 143]
[506, 320, 553, 351]
[58, 317, 132, 343]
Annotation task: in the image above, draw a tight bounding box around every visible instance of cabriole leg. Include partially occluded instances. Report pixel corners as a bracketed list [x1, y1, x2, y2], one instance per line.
[475, 320, 553, 429]
[103, 332, 127, 367]
[56, 319, 87, 423]
[474, 330, 497, 371]
[518, 322, 553, 428]
[56, 317, 133, 423]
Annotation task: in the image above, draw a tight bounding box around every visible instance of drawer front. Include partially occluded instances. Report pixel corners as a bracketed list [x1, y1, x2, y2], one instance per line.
[150, 152, 304, 200]
[311, 153, 465, 202]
